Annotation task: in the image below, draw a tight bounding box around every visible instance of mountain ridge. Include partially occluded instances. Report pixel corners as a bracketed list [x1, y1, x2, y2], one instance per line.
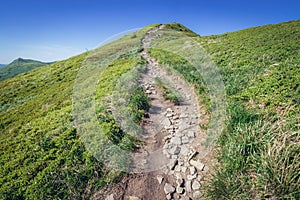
[0, 57, 52, 81]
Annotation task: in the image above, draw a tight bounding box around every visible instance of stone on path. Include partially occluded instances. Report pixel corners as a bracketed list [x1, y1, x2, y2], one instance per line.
[162, 118, 172, 127]
[125, 196, 141, 200]
[187, 131, 195, 138]
[171, 137, 182, 145]
[169, 146, 181, 155]
[181, 136, 189, 144]
[176, 178, 184, 187]
[164, 183, 175, 194]
[179, 197, 191, 200]
[157, 175, 164, 184]
[169, 159, 178, 170]
[193, 191, 202, 198]
[105, 194, 114, 200]
[176, 186, 184, 194]
[180, 145, 189, 156]
[186, 180, 192, 192]
[190, 160, 205, 171]
[187, 174, 197, 181]
[166, 193, 172, 200]
[188, 151, 198, 161]
[192, 180, 201, 190]
[181, 166, 187, 173]
[189, 166, 196, 175]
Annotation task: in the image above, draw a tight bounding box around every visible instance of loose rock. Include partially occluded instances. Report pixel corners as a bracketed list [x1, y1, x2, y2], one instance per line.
[190, 160, 205, 171]
[105, 194, 114, 200]
[176, 186, 184, 194]
[162, 118, 172, 127]
[171, 137, 182, 145]
[164, 183, 175, 194]
[181, 136, 189, 144]
[169, 146, 181, 155]
[186, 180, 192, 192]
[192, 180, 201, 190]
[166, 193, 172, 200]
[187, 131, 195, 138]
[193, 191, 202, 198]
[169, 159, 178, 170]
[157, 175, 164, 184]
[125, 196, 141, 200]
[189, 166, 196, 175]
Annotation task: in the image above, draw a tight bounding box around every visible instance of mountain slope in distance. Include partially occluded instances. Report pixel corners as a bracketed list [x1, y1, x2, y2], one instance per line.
[0, 58, 52, 81]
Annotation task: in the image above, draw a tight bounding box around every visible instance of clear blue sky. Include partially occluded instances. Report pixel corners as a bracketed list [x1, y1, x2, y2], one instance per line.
[0, 0, 299, 63]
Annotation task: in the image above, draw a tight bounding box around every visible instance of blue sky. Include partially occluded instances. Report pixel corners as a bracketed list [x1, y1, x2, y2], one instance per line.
[0, 0, 299, 63]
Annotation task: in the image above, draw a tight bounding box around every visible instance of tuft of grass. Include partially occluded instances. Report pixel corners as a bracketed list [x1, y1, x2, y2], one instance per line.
[154, 77, 182, 105]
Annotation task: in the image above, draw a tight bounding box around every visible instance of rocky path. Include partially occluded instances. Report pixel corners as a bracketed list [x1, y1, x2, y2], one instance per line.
[93, 26, 210, 200]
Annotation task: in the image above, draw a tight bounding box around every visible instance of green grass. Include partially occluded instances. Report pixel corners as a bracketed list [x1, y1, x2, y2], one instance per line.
[0, 24, 157, 199]
[0, 58, 52, 82]
[95, 53, 149, 150]
[198, 20, 300, 199]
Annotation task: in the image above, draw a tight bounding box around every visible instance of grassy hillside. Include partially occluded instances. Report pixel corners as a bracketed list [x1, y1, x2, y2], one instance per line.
[198, 20, 300, 199]
[0, 24, 156, 199]
[0, 58, 51, 82]
[0, 20, 299, 199]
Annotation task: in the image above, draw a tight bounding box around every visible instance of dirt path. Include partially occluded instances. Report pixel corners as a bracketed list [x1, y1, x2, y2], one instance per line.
[92, 26, 210, 200]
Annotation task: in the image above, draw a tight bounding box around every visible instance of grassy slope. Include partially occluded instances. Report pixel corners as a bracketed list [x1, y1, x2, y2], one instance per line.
[0, 58, 51, 82]
[198, 20, 300, 199]
[0, 25, 156, 199]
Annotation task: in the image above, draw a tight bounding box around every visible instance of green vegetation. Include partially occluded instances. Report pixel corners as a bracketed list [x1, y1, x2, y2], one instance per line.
[95, 53, 149, 150]
[154, 77, 182, 105]
[0, 24, 156, 199]
[198, 20, 300, 199]
[0, 58, 51, 82]
[163, 22, 199, 37]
